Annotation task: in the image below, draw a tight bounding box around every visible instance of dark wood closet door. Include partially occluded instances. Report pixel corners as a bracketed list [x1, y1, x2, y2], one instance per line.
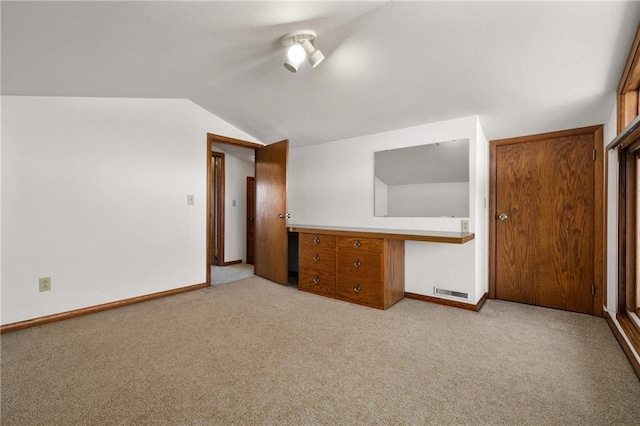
[493, 130, 597, 314]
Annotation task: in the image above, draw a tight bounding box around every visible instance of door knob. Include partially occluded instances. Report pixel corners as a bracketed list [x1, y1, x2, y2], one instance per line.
[498, 213, 508, 221]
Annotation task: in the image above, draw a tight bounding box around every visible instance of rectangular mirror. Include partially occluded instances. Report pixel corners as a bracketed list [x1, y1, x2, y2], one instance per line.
[374, 139, 469, 217]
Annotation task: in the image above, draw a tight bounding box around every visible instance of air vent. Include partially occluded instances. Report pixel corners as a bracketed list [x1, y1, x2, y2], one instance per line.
[434, 287, 469, 299]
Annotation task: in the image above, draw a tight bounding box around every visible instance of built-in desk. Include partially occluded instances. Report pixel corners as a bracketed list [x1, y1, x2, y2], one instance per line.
[288, 225, 474, 309]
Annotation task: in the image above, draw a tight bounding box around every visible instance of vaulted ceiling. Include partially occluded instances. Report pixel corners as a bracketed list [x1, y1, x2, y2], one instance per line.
[2, 1, 639, 147]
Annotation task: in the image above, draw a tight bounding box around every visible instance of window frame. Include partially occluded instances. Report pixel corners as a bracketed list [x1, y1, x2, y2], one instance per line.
[613, 24, 640, 372]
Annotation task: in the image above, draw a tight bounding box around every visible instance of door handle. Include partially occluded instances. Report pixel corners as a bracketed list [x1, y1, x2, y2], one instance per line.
[277, 213, 291, 219]
[498, 213, 508, 221]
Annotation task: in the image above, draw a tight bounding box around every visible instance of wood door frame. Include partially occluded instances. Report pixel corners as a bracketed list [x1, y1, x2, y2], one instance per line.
[206, 133, 263, 285]
[211, 151, 225, 267]
[488, 125, 605, 317]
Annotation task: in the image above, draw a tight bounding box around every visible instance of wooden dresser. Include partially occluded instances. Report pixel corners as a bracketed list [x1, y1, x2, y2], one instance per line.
[291, 225, 474, 310]
[298, 231, 404, 309]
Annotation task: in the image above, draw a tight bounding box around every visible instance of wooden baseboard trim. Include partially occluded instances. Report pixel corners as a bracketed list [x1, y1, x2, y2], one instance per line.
[222, 260, 243, 266]
[605, 311, 640, 380]
[0, 282, 208, 334]
[405, 292, 488, 312]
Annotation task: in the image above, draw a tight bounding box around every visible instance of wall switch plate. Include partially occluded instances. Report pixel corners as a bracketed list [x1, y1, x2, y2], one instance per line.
[232, 200, 236, 207]
[39, 277, 51, 292]
[461, 220, 470, 233]
[187, 195, 194, 205]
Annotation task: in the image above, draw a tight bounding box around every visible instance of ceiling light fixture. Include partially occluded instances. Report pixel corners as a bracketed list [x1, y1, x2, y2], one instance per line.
[280, 30, 325, 73]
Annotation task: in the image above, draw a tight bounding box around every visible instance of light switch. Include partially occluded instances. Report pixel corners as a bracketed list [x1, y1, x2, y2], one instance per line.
[232, 200, 236, 207]
[187, 195, 194, 205]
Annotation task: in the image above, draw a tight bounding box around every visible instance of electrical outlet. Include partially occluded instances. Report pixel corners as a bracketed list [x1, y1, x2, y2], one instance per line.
[187, 195, 194, 205]
[461, 220, 470, 234]
[232, 200, 236, 207]
[39, 277, 51, 292]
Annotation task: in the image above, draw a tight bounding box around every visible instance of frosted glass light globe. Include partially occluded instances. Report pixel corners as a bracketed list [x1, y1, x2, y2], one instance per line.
[287, 44, 306, 64]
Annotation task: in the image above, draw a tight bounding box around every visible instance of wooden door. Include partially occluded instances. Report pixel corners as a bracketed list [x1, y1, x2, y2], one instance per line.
[254, 140, 289, 284]
[246, 176, 255, 265]
[211, 152, 225, 266]
[490, 127, 603, 315]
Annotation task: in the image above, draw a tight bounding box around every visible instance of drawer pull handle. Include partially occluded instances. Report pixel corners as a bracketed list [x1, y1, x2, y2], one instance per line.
[313, 254, 320, 263]
[354, 283, 361, 293]
[313, 276, 320, 284]
[354, 259, 361, 268]
[353, 240, 361, 248]
[313, 236, 320, 245]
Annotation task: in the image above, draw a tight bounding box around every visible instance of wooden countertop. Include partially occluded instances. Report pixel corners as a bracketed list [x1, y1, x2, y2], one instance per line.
[288, 225, 474, 244]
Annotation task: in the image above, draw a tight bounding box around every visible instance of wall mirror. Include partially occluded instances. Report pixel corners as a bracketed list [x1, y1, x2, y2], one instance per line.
[374, 139, 469, 217]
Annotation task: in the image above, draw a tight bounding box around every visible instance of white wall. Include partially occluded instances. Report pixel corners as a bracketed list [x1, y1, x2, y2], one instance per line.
[1, 96, 259, 325]
[474, 122, 489, 301]
[387, 182, 469, 217]
[289, 115, 488, 304]
[211, 146, 254, 263]
[374, 177, 388, 217]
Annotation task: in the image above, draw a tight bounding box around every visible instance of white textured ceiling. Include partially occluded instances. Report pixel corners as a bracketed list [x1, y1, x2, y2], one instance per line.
[2, 1, 639, 147]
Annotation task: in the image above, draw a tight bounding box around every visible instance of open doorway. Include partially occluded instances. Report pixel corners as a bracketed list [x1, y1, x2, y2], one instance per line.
[208, 135, 260, 285]
[205, 133, 290, 287]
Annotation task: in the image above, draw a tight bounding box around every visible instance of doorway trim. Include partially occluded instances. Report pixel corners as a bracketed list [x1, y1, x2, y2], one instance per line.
[206, 133, 264, 285]
[488, 125, 605, 316]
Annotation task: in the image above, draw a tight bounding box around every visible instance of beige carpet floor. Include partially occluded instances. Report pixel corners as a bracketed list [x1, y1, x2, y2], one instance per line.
[211, 263, 254, 285]
[1, 276, 639, 425]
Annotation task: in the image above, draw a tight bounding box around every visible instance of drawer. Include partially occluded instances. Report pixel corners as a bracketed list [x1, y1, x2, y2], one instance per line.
[337, 251, 381, 279]
[299, 233, 336, 249]
[336, 276, 382, 307]
[337, 236, 381, 253]
[298, 246, 336, 273]
[299, 246, 336, 274]
[299, 271, 336, 296]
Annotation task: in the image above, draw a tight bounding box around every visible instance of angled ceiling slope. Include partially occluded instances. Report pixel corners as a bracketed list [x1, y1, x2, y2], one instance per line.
[2, 1, 639, 147]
